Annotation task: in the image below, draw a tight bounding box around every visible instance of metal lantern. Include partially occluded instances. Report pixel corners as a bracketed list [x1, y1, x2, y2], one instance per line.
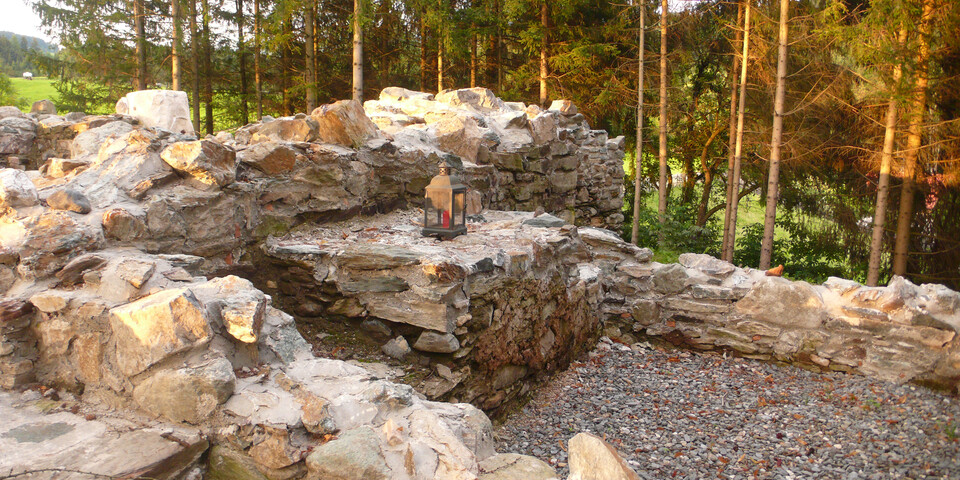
[422, 158, 467, 239]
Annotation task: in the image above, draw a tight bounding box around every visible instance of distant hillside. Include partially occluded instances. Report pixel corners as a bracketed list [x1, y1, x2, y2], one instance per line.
[0, 32, 57, 54]
[0, 32, 57, 76]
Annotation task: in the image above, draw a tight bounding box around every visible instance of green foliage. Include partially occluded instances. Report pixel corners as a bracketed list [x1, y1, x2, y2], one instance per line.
[0, 73, 20, 106]
[623, 190, 720, 257]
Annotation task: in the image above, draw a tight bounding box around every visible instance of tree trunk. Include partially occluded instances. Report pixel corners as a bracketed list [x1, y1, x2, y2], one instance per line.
[721, 0, 744, 260]
[631, 0, 646, 246]
[420, 15, 428, 91]
[305, 3, 316, 111]
[202, 0, 213, 134]
[540, 2, 549, 106]
[723, 0, 751, 262]
[353, 0, 364, 101]
[254, 0, 262, 120]
[657, 0, 668, 227]
[893, 0, 933, 276]
[281, 19, 292, 116]
[696, 124, 725, 227]
[189, 0, 200, 132]
[758, 0, 789, 270]
[867, 28, 907, 286]
[172, 0, 182, 90]
[495, 0, 502, 92]
[437, 8, 444, 93]
[134, 0, 147, 89]
[470, 31, 477, 88]
[237, 0, 248, 124]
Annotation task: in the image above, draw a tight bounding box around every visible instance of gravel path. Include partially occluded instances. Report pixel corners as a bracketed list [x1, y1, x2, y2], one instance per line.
[496, 338, 960, 479]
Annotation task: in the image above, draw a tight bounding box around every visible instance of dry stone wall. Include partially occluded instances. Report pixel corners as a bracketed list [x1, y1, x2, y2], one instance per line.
[0, 88, 630, 480]
[365, 87, 625, 229]
[596, 251, 960, 392]
[256, 211, 642, 412]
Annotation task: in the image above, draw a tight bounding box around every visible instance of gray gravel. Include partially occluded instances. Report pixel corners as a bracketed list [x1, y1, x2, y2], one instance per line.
[496, 339, 960, 479]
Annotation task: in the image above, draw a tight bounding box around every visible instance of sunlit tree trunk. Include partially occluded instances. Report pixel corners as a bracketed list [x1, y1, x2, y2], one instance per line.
[237, 0, 248, 124]
[868, 28, 907, 286]
[758, 0, 789, 270]
[420, 14, 428, 91]
[353, 0, 364, 101]
[470, 31, 477, 88]
[254, 0, 262, 120]
[201, 0, 213, 134]
[189, 0, 200, 131]
[437, 7, 444, 93]
[631, 0, 646, 246]
[893, 0, 933, 277]
[171, 0, 182, 90]
[721, 0, 744, 260]
[305, 2, 317, 111]
[696, 124, 725, 227]
[657, 0, 668, 228]
[282, 19, 292, 116]
[540, 1, 549, 106]
[134, 0, 147, 89]
[722, 0, 751, 262]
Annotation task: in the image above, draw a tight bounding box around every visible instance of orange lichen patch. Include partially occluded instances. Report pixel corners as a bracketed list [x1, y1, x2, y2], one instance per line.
[422, 262, 465, 283]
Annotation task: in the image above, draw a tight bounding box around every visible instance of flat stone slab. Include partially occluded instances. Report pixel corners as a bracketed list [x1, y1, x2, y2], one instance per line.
[0, 392, 207, 479]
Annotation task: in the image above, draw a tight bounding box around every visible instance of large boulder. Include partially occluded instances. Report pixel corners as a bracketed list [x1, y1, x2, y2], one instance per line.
[16, 211, 105, 278]
[0, 168, 39, 208]
[252, 116, 318, 143]
[479, 453, 559, 480]
[305, 426, 390, 480]
[436, 88, 507, 113]
[547, 99, 577, 116]
[311, 99, 381, 149]
[70, 121, 134, 158]
[160, 140, 237, 187]
[116, 90, 195, 135]
[567, 433, 640, 480]
[433, 116, 482, 164]
[191, 275, 266, 344]
[0, 116, 37, 156]
[30, 99, 57, 115]
[735, 276, 826, 329]
[379, 87, 435, 103]
[109, 288, 214, 377]
[133, 356, 236, 423]
[237, 141, 298, 175]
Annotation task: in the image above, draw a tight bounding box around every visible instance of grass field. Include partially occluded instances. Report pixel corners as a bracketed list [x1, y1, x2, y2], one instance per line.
[9, 76, 58, 111]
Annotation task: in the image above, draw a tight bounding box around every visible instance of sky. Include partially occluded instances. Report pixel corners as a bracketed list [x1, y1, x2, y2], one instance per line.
[1, 0, 52, 43]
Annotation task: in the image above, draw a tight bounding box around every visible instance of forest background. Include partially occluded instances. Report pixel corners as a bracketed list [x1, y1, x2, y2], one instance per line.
[1, 0, 958, 289]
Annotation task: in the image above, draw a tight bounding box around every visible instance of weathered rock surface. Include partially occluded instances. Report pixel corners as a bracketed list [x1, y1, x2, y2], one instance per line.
[161, 139, 237, 187]
[0, 391, 207, 479]
[0, 168, 39, 208]
[478, 453, 559, 480]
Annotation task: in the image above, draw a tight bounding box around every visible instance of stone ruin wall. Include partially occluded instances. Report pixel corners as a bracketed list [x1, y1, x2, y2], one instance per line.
[1, 88, 959, 479]
[0, 87, 626, 479]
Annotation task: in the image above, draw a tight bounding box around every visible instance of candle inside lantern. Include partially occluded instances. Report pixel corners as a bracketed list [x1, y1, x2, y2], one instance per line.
[442, 210, 450, 228]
